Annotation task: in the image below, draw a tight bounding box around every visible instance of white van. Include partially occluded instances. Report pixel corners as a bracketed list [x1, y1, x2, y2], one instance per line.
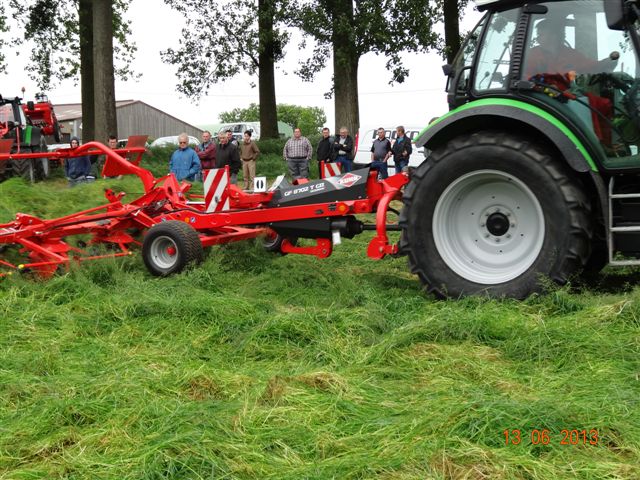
[217, 122, 260, 142]
[353, 126, 427, 170]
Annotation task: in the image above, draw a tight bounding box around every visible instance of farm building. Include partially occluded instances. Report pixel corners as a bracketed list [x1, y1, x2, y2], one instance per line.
[54, 100, 203, 143]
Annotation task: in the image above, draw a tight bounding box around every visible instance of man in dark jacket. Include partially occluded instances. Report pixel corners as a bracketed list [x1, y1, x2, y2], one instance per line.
[216, 132, 241, 184]
[392, 126, 412, 174]
[195, 130, 217, 170]
[315, 127, 332, 177]
[331, 127, 355, 172]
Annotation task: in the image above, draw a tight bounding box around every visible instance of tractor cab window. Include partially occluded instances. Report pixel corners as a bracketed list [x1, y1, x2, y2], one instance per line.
[0, 104, 13, 124]
[447, 15, 486, 107]
[474, 9, 519, 91]
[522, 0, 640, 158]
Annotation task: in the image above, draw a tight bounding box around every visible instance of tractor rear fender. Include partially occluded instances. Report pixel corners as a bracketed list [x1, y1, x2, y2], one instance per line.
[416, 101, 608, 228]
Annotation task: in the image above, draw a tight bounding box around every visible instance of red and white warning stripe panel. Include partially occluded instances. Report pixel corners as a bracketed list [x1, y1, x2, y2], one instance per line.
[323, 162, 342, 178]
[203, 168, 230, 212]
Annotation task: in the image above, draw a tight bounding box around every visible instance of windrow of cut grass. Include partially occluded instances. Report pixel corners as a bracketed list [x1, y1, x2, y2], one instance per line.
[0, 162, 639, 479]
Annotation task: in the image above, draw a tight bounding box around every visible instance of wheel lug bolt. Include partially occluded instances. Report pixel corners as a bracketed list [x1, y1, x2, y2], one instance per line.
[485, 234, 490, 238]
[480, 223, 485, 227]
[510, 223, 515, 228]
[506, 234, 511, 239]
[495, 238, 501, 243]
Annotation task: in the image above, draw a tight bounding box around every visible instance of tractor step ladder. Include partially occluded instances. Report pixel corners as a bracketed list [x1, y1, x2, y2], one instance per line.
[608, 176, 640, 266]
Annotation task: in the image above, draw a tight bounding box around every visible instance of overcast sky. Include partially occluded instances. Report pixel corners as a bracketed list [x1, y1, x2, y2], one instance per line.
[1, 0, 483, 131]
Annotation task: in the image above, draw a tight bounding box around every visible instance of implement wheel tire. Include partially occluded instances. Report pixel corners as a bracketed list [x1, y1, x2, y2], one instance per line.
[11, 158, 35, 183]
[400, 131, 593, 299]
[262, 230, 298, 254]
[142, 221, 203, 276]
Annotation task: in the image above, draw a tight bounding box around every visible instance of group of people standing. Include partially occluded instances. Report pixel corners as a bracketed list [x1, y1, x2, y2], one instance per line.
[284, 126, 357, 180]
[65, 124, 413, 188]
[170, 129, 260, 189]
[284, 125, 412, 181]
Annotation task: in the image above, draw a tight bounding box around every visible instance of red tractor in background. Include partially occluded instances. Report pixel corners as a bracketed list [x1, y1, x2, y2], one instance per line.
[0, 92, 59, 183]
[22, 93, 63, 143]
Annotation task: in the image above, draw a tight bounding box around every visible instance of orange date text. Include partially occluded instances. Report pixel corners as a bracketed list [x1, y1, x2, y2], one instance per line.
[503, 429, 599, 446]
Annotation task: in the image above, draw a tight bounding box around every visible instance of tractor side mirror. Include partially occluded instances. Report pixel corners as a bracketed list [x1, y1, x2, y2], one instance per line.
[605, 1, 626, 30]
[27, 101, 34, 111]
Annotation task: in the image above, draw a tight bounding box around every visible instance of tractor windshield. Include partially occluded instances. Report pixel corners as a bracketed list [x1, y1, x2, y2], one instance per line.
[0, 104, 16, 124]
[522, 0, 640, 157]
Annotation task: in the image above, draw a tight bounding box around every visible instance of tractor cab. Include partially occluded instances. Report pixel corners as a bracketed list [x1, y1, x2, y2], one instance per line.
[445, 0, 640, 171]
[0, 96, 28, 138]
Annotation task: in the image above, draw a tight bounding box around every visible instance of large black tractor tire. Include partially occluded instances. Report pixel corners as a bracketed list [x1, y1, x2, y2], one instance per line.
[11, 158, 35, 183]
[142, 221, 204, 276]
[53, 119, 62, 143]
[34, 138, 50, 181]
[400, 131, 593, 299]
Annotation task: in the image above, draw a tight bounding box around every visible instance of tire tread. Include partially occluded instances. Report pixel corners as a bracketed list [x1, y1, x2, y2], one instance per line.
[400, 130, 593, 298]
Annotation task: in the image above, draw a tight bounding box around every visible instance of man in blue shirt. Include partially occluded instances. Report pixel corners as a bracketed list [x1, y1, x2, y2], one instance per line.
[170, 133, 201, 181]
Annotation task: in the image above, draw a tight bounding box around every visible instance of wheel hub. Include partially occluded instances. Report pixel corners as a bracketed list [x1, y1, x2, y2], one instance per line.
[486, 211, 510, 237]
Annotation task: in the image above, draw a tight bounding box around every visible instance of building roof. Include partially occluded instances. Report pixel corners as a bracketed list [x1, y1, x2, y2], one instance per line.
[54, 99, 203, 134]
[55, 100, 137, 121]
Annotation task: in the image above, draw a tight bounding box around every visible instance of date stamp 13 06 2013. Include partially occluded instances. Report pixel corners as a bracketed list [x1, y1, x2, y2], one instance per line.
[503, 429, 599, 446]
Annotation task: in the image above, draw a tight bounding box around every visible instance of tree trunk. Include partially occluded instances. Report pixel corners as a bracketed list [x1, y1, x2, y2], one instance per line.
[443, 0, 461, 64]
[331, 0, 359, 137]
[257, 0, 279, 139]
[93, 0, 117, 142]
[78, 0, 94, 142]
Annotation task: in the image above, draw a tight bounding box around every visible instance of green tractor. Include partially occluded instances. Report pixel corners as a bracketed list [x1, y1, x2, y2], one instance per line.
[401, 0, 640, 298]
[0, 94, 49, 182]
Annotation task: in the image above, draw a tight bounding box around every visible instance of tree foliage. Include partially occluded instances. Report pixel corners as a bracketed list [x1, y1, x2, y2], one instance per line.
[0, 4, 8, 74]
[291, 0, 441, 134]
[5, 0, 136, 91]
[293, 0, 441, 85]
[161, 0, 289, 97]
[219, 103, 326, 136]
[162, 0, 288, 138]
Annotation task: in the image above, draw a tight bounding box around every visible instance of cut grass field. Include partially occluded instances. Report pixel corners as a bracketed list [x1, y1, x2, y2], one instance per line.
[0, 153, 639, 479]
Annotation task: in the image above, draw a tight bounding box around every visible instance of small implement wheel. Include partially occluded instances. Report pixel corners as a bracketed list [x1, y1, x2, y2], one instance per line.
[400, 131, 593, 298]
[262, 230, 297, 254]
[142, 221, 203, 276]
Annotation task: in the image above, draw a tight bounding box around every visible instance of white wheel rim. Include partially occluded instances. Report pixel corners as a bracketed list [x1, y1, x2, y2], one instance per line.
[263, 232, 280, 249]
[41, 158, 49, 177]
[28, 161, 35, 183]
[149, 235, 179, 270]
[433, 169, 545, 285]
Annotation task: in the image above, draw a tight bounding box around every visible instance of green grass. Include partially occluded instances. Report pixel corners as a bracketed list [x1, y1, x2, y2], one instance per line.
[0, 157, 639, 479]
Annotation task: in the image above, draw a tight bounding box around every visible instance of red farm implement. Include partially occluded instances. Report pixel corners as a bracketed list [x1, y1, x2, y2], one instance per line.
[0, 138, 408, 278]
[21, 93, 63, 143]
